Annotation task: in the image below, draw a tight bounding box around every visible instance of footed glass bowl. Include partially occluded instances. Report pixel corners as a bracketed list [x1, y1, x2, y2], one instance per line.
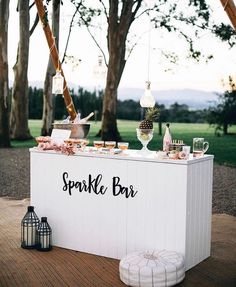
[136, 128, 154, 153]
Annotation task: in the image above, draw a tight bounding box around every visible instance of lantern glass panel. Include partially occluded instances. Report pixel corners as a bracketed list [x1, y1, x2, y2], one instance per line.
[21, 206, 40, 249]
[37, 217, 52, 251]
[52, 71, 64, 94]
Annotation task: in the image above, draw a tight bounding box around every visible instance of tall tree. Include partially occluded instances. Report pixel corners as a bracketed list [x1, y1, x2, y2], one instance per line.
[207, 76, 236, 135]
[10, 2, 39, 140]
[10, 0, 32, 140]
[41, 0, 61, 136]
[70, 0, 236, 141]
[0, 0, 10, 147]
[100, 1, 141, 140]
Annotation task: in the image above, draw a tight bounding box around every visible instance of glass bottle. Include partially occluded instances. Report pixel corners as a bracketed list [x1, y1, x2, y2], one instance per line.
[163, 123, 172, 152]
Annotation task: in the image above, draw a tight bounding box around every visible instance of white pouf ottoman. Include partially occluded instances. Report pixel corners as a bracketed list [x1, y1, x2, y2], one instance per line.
[119, 250, 185, 287]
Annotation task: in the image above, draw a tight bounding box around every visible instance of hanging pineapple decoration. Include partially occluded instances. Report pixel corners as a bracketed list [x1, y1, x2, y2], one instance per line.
[139, 107, 159, 131]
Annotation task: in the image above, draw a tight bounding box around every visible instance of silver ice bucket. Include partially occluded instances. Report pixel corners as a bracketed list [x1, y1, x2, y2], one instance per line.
[53, 123, 90, 139]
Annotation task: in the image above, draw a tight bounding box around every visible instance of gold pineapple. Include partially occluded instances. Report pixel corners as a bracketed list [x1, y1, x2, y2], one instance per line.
[139, 107, 159, 130]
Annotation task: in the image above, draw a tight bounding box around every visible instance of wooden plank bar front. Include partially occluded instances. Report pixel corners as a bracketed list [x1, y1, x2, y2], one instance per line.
[30, 149, 213, 271]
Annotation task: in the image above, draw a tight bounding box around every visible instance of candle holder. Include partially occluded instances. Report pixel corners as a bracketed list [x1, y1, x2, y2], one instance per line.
[21, 206, 40, 249]
[36, 217, 52, 252]
[52, 70, 64, 94]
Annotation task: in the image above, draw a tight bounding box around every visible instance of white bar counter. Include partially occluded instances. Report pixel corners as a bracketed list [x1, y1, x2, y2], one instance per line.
[30, 148, 213, 270]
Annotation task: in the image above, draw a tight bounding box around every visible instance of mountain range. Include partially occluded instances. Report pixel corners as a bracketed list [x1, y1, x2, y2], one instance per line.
[26, 81, 219, 110]
[118, 87, 219, 110]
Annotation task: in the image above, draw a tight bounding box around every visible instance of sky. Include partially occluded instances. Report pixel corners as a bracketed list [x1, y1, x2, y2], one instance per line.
[8, 0, 236, 93]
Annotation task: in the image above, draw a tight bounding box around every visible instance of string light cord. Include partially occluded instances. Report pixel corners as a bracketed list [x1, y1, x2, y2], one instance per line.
[224, 0, 230, 10]
[147, 15, 151, 82]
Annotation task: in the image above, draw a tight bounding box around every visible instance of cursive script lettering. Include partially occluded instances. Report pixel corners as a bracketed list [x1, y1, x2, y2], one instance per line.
[62, 172, 107, 196]
[112, 176, 138, 198]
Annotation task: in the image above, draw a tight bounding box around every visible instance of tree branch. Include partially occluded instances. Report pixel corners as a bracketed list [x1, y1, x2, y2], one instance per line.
[79, 11, 108, 66]
[61, 3, 81, 64]
[98, 0, 108, 20]
[131, 0, 142, 22]
[29, 1, 35, 10]
[119, 2, 134, 35]
[125, 28, 150, 61]
[135, 1, 174, 21]
[29, 13, 39, 36]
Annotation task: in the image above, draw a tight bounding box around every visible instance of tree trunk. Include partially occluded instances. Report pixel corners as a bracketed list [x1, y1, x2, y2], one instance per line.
[158, 120, 162, 136]
[10, 0, 31, 140]
[223, 122, 228, 135]
[41, 0, 60, 136]
[101, 1, 140, 141]
[101, 45, 124, 140]
[0, 0, 11, 147]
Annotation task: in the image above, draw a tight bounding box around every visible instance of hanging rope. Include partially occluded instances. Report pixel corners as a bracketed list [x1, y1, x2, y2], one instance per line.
[223, 0, 230, 10]
[147, 15, 151, 82]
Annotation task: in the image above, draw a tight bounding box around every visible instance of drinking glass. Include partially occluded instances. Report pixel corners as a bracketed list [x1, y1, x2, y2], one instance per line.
[193, 138, 209, 157]
[118, 142, 129, 153]
[182, 145, 191, 160]
[73, 139, 84, 146]
[93, 141, 104, 150]
[105, 141, 116, 150]
[80, 139, 89, 151]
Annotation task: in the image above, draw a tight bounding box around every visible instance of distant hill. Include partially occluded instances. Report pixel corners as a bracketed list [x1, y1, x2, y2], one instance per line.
[118, 88, 219, 110]
[25, 81, 219, 110]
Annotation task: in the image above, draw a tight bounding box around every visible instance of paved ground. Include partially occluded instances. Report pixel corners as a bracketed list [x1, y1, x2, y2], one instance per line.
[0, 148, 235, 216]
[0, 198, 236, 287]
[0, 148, 235, 286]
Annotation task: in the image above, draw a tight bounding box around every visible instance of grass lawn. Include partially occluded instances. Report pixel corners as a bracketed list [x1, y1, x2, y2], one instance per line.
[11, 119, 236, 167]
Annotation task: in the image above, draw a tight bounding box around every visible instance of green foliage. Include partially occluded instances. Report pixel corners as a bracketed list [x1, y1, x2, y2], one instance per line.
[117, 100, 140, 120]
[69, 0, 236, 64]
[158, 102, 207, 123]
[28, 86, 209, 123]
[76, 88, 103, 119]
[145, 107, 159, 122]
[28, 87, 103, 121]
[207, 76, 236, 135]
[149, 0, 232, 61]
[28, 87, 43, 119]
[213, 23, 236, 47]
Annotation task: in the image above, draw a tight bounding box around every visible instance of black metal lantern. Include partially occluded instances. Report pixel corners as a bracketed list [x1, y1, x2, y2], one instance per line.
[21, 206, 40, 249]
[36, 217, 52, 251]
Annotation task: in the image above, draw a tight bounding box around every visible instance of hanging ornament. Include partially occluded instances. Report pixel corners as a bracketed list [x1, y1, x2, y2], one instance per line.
[93, 55, 107, 82]
[52, 69, 64, 94]
[140, 81, 155, 108]
[140, 15, 156, 108]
